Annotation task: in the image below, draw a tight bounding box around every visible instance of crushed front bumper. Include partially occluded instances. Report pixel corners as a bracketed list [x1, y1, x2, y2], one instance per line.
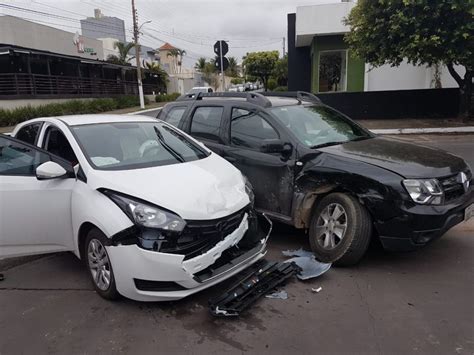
[106, 212, 272, 302]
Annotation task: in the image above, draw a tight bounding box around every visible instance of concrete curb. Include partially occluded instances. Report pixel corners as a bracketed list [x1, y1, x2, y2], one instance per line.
[128, 107, 162, 115]
[371, 126, 474, 135]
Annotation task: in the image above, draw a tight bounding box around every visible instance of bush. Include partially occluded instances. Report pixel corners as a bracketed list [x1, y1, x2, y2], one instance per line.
[231, 77, 244, 85]
[267, 78, 278, 91]
[274, 86, 288, 92]
[0, 95, 147, 127]
[155, 92, 180, 102]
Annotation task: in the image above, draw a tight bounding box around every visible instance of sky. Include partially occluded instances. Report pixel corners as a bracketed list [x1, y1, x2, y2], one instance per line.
[0, 0, 340, 66]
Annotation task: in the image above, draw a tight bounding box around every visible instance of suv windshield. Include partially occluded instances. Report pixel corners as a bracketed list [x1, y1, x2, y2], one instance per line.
[72, 122, 208, 170]
[271, 105, 372, 148]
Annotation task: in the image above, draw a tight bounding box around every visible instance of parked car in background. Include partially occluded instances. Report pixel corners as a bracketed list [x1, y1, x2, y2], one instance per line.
[158, 91, 473, 266]
[228, 85, 240, 93]
[1, 115, 270, 301]
[187, 87, 213, 94]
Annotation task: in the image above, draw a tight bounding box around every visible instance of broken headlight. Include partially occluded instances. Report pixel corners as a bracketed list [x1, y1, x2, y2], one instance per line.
[403, 179, 443, 205]
[101, 189, 186, 232]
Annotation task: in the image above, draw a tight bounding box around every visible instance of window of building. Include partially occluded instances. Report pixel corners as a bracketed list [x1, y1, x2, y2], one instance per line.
[231, 108, 279, 149]
[318, 50, 347, 92]
[190, 106, 224, 142]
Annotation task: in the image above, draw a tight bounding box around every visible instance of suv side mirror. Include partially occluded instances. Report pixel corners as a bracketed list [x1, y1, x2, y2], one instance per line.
[260, 139, 292, 155]
[36, 161, 67, 180]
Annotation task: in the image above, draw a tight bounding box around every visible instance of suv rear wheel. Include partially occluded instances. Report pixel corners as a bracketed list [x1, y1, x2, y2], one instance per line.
[309, 193, 372, 266]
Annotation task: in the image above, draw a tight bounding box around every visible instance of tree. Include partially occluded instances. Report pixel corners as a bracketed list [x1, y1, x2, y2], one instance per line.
[225, 57, 239, 77]
[242, 51, 279, 91]
[272, 54, 288, 87]
[107, 41, 135, 65]
[202, 61, 220, 90]
[143, 61, 168, 89]
[167, 48, 187, 74]
[194, 57, 207, 72]
[344, 0, 473, 119]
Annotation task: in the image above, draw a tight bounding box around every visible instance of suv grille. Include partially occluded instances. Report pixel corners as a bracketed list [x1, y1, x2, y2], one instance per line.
[439, 170, 472, 203]
[159, 206, 248, 260]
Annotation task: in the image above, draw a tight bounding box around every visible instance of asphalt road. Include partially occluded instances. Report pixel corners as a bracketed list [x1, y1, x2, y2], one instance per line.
[1, 134, 473, 354]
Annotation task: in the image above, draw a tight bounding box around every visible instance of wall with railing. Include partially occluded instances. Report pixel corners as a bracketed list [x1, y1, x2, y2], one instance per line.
[0, 73, 157, 99]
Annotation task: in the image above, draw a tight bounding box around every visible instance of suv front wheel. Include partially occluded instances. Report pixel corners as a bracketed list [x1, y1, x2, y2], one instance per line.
[309, 193, 372, 266]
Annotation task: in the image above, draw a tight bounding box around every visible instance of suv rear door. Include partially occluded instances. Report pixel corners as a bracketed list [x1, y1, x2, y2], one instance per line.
[182, 103, 228, 156]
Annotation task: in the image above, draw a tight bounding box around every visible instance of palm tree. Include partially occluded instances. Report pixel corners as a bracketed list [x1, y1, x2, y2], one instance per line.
[106, 42, 135, 65]
[143, 61, 168, 90]
[225, 57, 239, 77]
[194, 57, 207, 72]
[167, 48, 186, 73]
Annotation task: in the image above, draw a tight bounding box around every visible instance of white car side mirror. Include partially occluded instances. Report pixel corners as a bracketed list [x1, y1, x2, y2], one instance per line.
[36, 161, 67, 180]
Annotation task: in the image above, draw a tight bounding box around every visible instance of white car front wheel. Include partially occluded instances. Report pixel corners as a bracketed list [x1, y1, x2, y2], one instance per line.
[85, 228, 120, 300]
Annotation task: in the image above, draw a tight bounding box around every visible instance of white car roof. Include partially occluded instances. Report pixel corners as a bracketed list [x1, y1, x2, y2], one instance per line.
[22, 114, 157, 127]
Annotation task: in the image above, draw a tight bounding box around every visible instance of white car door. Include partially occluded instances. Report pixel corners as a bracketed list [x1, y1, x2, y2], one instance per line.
[0, 135, 76, 258]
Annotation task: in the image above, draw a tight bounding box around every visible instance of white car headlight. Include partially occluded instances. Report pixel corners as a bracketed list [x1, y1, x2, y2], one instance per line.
[402, 179, 443, 205]
[102, 190, 186, 232]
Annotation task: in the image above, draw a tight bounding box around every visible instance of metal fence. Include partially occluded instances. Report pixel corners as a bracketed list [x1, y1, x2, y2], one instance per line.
[0, 73, 156, 99]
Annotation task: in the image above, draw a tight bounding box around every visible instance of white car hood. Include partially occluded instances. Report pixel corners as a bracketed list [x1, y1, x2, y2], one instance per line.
[88, 153, 249, 220]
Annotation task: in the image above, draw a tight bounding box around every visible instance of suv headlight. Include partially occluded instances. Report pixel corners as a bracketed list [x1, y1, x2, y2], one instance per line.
[101, 189, 186, 232]
[402, 179, 443, 205]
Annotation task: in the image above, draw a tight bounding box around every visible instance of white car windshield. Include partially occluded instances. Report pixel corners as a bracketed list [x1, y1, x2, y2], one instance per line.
[271, 105, 372, 148]
[72, 122, 208, 170]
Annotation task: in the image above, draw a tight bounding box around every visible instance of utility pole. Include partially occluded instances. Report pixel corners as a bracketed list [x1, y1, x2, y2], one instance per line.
[131, 0, 145, 109]
[282, 37, 286, 57]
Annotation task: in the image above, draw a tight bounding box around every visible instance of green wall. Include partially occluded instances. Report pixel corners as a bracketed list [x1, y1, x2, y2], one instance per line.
[310, 35, 364, 93]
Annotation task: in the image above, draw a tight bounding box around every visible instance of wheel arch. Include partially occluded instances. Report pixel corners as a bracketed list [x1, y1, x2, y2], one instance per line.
[77, 222, 101, 261]
[292, 184, 376, 230]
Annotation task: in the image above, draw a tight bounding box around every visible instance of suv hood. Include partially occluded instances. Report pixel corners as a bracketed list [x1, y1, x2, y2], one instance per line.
[318, 136, 467, 178]
[90, 153, 249, 220]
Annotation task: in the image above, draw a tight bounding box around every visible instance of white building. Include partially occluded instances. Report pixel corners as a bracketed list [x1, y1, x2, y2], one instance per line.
[288, 2, 464, 93]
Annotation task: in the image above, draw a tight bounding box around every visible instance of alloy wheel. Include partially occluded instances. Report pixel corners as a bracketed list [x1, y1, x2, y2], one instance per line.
[87, 238, 112, 291]
[315, 203, 348, 250]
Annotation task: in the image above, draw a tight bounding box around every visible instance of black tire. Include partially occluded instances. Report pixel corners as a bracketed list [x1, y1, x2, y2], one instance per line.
[84, 228, 121, 300]
[309, 193, 372, 266]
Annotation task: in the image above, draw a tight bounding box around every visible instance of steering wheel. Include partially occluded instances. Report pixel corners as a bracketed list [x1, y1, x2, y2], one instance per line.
[139, 140, 161, 158]
[317, 128, 332, 137]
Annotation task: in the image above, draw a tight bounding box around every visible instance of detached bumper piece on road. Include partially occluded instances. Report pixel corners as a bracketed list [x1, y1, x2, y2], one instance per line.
[208, 260, 301, 317]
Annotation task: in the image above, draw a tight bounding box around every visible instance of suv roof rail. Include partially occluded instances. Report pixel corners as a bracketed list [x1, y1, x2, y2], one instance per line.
[261, 91, 322, 104]
[176, 92, 272, 108]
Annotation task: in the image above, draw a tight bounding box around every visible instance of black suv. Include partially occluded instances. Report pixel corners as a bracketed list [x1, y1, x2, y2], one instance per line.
[157, 91, 473, 265]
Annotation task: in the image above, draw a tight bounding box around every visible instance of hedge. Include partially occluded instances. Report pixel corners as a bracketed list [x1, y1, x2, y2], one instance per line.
[0, 96, 149, 127]
[155, 92, 181, 102]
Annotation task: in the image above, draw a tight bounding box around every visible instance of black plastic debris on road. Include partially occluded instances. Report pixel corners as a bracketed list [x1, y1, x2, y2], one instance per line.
[282, 249, 331, 280]
[208, 260, 300, 317]
[0, 273, 4, 281]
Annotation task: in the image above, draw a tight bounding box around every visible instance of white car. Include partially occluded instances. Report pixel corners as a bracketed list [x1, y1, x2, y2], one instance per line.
[0, 115, 269, 301]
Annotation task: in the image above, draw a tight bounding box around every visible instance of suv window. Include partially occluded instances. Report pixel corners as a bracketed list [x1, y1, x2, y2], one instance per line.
[231, 108, 279, 149]
[16, 123, 42, 145]
[162, 106, 187, 127]
[0, 136, 49, 176]
[190, 106, 224, 142]
[43, 126, 78, 165]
